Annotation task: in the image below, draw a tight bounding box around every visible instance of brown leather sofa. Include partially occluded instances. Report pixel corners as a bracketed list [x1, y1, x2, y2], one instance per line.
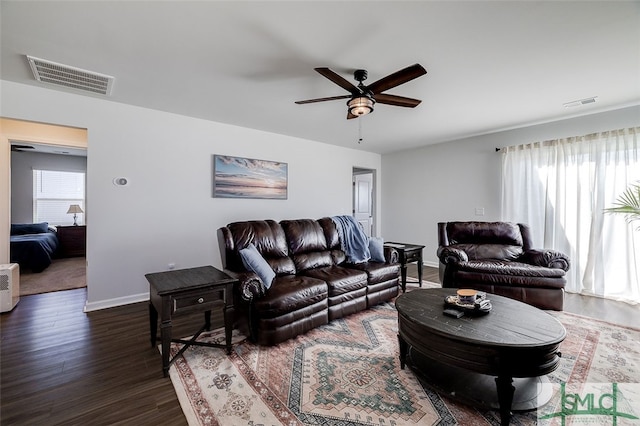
[437, 221, 570, 310]
[218, 218, 400, 345]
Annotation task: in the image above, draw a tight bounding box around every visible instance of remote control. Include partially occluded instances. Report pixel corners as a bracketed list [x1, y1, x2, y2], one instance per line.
[443, 308, 464, 318]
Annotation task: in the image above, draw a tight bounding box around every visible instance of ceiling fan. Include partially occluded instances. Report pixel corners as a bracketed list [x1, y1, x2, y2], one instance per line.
[295, 64, 427, 119]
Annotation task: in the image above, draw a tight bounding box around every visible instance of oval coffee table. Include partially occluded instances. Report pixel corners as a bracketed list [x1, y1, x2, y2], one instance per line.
[396, 288, 566, 426]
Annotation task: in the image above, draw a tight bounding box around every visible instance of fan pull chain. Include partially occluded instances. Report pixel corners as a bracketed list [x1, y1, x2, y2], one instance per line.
[358, 117, 363, 144]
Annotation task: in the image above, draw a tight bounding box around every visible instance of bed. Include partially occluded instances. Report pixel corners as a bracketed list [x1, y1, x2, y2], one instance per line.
[10, 222, 60, 273]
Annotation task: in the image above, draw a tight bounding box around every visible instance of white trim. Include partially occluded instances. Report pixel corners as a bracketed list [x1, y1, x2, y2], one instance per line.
[83, 292, 148, 312]
[423, 260, 439, 268]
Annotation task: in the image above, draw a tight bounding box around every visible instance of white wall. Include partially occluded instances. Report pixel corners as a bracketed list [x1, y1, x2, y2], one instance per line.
[382, 105, 640, 267]
[1, 81, 382, 310]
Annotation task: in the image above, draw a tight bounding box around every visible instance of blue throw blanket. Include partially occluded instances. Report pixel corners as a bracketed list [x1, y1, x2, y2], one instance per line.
[332, 215, 370, 264]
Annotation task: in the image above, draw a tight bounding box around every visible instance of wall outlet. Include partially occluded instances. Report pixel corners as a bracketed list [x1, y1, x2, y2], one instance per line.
[168, 263, 175, 270]
[475, 207, 485, 216]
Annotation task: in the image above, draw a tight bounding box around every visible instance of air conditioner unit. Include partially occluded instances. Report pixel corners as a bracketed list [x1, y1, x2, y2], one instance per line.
[0, 263, 20, 313]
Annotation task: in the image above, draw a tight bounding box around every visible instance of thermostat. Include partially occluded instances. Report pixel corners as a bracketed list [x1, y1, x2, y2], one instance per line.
[113, 177, 129, 186]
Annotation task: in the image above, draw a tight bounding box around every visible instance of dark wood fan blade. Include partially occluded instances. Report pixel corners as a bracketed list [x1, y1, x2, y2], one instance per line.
[315, 68, 359, 95]
[367, 64, 427, 94]
[295, 94, 351, 104]
[373, 93, 422, 108]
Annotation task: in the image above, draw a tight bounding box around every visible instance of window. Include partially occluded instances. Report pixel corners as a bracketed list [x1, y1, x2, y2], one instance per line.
[33, 170, 85, 226]
[501, 127, 640, 304]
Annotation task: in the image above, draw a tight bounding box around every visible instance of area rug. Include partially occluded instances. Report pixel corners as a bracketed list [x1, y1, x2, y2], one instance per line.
[19, 257, 86, 296]
[167, 295, 640, 426]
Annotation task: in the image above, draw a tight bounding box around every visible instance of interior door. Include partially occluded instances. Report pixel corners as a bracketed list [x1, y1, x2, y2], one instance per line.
[353, 172, 373, 237]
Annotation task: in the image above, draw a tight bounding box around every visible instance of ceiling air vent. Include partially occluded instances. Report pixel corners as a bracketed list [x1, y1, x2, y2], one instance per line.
[27, 55, 114, 96]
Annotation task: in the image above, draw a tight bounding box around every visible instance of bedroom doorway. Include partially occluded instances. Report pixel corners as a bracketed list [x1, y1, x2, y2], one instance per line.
[352, 167, 376, 237]
[3, 118, 88, 297]
[10, 143, 87, 295]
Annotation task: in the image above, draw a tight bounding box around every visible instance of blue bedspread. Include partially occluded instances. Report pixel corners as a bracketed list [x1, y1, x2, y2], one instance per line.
[331, 215, 370, 263]
[10, 231, 59, 272]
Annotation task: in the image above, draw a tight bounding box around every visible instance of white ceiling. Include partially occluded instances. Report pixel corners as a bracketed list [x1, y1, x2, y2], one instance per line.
[1, 1, 639, 154]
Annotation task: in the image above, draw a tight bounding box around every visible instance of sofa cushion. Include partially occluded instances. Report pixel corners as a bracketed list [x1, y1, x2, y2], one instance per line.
[281, 219, 334, 271]
[447, 221, 523, 246]
[290, 251, 334, 271]
[457, 260, 566, 277]
[346, 261, 399, 284]
[318, 217, 348, 264]
[302, 266, 368, 297]
[240, 243, 275, 289]
[281, 219, 328, 253]
[318, 217, 341, 248]
[254, 275, 328, 318]
[225, 220, 296, 275]
[450, 243, 523, 261]
[368, 237, 385, 262]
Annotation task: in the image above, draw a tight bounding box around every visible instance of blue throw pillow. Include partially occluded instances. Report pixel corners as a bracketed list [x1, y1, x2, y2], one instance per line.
[369, 237, 385, 263]
[239, 243, 275, 289]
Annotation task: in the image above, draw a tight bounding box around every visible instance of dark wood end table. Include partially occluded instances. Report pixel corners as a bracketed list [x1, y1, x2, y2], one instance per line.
[146, 265, 238, 377]
[395, 288, 566, 426]
[384, 242, 425, 292]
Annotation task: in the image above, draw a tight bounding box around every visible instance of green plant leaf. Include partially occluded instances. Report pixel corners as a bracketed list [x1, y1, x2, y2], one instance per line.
[604, 181, 640, 226]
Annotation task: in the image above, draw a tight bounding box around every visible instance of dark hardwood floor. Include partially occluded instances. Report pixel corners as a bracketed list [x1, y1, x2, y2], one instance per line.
[1, 266, 637, 425]
[0, 289, 195, 425]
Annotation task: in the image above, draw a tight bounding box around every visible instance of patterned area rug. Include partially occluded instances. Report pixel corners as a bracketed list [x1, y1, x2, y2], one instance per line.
[167, 291, 640, 425]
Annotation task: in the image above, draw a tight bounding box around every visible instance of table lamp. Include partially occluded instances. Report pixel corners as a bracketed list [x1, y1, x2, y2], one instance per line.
[66, 204, 84, 226]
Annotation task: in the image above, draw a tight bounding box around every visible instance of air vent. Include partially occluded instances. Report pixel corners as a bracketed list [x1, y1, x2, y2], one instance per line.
[27, 55, 114, 95]
[563, 96, 598, 108]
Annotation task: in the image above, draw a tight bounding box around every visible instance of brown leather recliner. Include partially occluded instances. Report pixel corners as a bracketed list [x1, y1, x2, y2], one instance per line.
[218, 218, 400, 345]
[437, 221, 570, 310]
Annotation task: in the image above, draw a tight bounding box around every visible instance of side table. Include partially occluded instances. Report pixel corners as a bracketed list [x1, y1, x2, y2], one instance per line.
[384, 242, 425, 292]
[56, 225, 86, 257]
[146, 265, 238, 377]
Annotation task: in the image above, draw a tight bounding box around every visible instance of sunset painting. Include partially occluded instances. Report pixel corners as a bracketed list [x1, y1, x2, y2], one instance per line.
[213, 155, 288, 199]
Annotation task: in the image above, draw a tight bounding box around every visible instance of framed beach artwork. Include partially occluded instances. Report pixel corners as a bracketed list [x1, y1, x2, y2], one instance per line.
[213, 155, 288, 199]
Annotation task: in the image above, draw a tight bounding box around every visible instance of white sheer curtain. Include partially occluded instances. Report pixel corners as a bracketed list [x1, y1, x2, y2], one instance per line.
[501, 127, 640, 304]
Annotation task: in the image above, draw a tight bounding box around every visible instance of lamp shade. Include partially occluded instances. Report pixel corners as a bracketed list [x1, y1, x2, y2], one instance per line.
[67, 204, 84, 214]
[347, 96, 374, 116]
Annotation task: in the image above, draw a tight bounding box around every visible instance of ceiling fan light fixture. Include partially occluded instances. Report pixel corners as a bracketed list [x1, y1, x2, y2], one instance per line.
[348, 95, 375, 116]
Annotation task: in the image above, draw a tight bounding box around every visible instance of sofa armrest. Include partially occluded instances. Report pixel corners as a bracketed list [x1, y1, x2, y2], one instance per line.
[437, 246, 469, 264]
[384, 246, 399, 264]
[224, 270, 265, 302]
[520, 249, 570, 271]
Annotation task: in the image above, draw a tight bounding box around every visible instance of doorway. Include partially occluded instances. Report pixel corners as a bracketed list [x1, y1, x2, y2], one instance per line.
[2, 118, 88, 297]
[352, 167, 376, 237]
[11, 144, 87, 295]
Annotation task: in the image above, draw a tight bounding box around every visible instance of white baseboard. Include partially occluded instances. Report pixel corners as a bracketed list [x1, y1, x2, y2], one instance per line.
[423, 260, 439, 268]
[84, 292, 148, 312]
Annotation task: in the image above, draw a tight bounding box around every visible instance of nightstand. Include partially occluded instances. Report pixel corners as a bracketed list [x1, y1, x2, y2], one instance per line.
[57, 225, 86, 257]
